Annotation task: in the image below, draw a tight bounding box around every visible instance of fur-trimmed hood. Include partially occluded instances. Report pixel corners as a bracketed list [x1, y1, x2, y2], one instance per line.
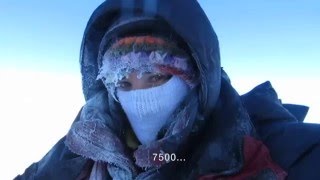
[79, 0, 221, 118]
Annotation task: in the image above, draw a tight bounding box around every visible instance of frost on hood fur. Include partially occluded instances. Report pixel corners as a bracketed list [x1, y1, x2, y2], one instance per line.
[65, 0, 256, 179]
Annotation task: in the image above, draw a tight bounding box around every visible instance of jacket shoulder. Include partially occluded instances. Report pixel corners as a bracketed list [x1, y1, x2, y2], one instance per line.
[241, 81, 320, 179]
[15, 136, 88, 180]
[261, 122, 320, 180]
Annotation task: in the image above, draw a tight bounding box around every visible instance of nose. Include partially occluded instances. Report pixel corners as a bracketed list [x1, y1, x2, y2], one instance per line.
[127, 72, 152, 90]
[131, 78, 150, 90]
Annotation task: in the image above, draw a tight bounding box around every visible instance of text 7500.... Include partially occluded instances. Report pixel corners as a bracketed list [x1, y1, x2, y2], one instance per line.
[152, 152, 185, 162]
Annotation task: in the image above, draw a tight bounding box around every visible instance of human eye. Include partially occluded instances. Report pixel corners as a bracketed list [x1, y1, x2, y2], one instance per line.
[149, 73, 171, 83]
[150, 74, 164, 82]
[117, 81, 132, 91]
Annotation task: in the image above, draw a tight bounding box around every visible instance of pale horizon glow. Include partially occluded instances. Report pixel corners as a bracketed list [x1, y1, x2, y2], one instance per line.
[0, 70, 84, 179]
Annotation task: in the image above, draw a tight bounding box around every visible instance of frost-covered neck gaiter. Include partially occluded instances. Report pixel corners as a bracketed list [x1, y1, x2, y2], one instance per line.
[116, 76, 190, 145]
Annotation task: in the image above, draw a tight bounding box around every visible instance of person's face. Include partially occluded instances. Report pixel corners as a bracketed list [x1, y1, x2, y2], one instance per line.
[117, 71, 172, 91]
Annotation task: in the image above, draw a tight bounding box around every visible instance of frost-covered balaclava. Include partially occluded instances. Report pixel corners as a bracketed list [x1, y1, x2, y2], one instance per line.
[97, 36, 198, 144]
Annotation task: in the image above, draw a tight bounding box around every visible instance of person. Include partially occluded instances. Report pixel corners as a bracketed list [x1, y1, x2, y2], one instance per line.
[15, 0, 320, 179]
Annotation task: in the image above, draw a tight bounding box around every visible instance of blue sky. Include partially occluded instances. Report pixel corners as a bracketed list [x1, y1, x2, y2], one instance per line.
[0, 1, 102, 72]
[0, 1, 319, 179]
[1, 0, 319, 75]
[199, 0, 320, 78]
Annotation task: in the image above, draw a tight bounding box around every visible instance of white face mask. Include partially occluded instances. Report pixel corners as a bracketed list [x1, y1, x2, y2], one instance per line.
[116, 76, 190, 145]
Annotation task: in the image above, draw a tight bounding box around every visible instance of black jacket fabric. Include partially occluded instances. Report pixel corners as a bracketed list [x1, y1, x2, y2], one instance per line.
[16, 0, 320, 179]
[241, 82, 320, 180]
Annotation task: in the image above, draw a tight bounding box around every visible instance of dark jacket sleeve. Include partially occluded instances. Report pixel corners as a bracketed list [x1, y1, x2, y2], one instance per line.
[241, 81, 320, 180]
[14, 136, 88, 180]
[15, 108, 89, 180]
[259, 122, 320, 180]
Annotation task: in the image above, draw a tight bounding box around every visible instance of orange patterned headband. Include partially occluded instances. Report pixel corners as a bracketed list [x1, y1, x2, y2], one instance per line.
[111, 36, 167, 48]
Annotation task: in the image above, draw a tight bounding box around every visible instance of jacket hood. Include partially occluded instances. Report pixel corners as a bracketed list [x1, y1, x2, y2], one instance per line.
[76, 1, 255, 178]
[80, 0, 221, 117]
